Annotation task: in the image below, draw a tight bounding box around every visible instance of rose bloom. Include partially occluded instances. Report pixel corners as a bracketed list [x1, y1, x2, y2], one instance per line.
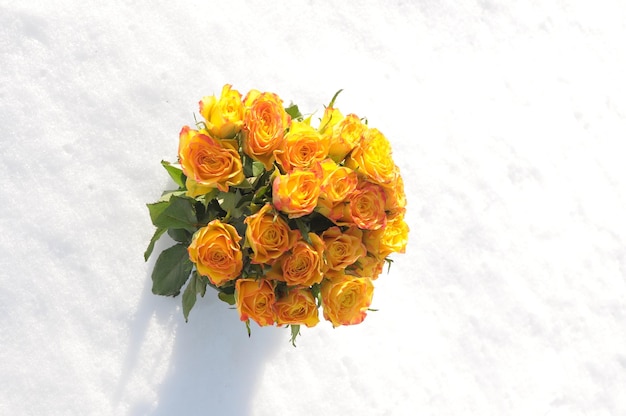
[178, 126, 245, 195]
[274, 121, 330, 173]
[198, 84, 244, 140]
[272, 169, 322, 218]
[319, 158, 358, 205]
[363, 214, 409, 260]
[267, 233, 325, 287]
[318, 106, 344, 136]
[326, 113, 366, 163]
[316, 158, 358, 222]
[244, 203, 299, 264]
[274, 287, 320, 328]
[321, 226, 366, 274]
[345, 127, 395, 185]
[321, 274, 374, 327]
[381, 169, 407, 219]
[235, 278, 276, 327]
[242, 90, 291, 170]
[347, 253, 386, 280]
[380, 214, 409, 255]
[187, 220, 243, 286]
[347, 180, 387, 230]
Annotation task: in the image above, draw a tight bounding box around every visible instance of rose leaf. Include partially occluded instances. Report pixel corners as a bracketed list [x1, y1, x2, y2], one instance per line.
[161, 160, 186, 188]
[151, 243, 193, 296]
[144, 227, 166, 261]
[182, 272, 198, 322]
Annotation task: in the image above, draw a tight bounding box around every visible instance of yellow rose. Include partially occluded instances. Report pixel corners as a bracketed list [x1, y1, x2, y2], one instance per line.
[321, 226, 366, 273]
[319, 158, 358, 204]
[381, 169, 407, 219]
[345, 127, 395, 185]
[187, 220, 243, 286]
[381, 214, 409, 255]
[347, 254, 385, 280]
[267, 233, 325, 287]
[363, 214, 409, 260]
[274, 121, 330, 173]
[274, 287, 320, 328]
[318, 106, 343, 136]
[198, 84, 244, 140]
[178, 126, 244, 195]
[347, 180, 387, 230]
[235, 278, 276, 327]
[321, 274, 374, 327]
[242, 90, 291, 170]
[272, 169, 322, 218]
[244, 203, 299, 264]
[326, 113, 366, 163]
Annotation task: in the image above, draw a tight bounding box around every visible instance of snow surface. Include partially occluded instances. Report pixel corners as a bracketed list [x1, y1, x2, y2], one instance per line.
[2, 1, 626, 415]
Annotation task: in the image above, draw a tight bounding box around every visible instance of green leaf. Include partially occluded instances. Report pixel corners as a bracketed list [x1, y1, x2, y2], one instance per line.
[147, 195, 197, 232]
[144, 227, 166, 261]
[243, 154, 254, 177]
[285, 104, 303, 121]
[289, 324, 300, 347]
[196, 273, 208, 297]
[218, 291, 236, 305]
[151, 244, 194, 296]
[294, 218, 312, 244]
[159, 190, 187, 202]
[197, 189, 219, 209]
[252, 185, 269, 203]
[252, 161, 265, 177]
[311, 283, 322, 307]
[245, 319, 251, 337]
[327, 89, 343, 108]
[217, 190, 244, 219]
[161, 160, 186, 188]
[168, 228, 192, 244]
[385, 257, 394, 273]
[182, 273, 198, 322]
[231, 179, 253, 189]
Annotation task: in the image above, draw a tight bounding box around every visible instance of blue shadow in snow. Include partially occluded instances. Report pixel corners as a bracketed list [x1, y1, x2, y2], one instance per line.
[117, 237, 283, 415]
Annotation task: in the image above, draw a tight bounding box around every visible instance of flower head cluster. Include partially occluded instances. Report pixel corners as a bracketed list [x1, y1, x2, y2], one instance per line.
[146, 85, 408, 345]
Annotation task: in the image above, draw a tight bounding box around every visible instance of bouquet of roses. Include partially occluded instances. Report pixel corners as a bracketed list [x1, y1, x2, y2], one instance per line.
[145, 84, 408, 345]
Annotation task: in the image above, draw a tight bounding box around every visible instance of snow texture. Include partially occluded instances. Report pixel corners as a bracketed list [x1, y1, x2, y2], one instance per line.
[2, 1, 626, 415]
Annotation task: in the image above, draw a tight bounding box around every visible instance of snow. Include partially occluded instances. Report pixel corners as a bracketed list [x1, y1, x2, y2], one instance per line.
[2, 1, 626, 415]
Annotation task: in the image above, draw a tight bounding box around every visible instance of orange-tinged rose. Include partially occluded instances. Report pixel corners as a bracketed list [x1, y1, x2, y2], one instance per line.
[199, 84, 244, 140]
[244, 203, 299, 264]
[381, 169, 407, 219]
[274, 121, 330, 173]
[235, 278, 276, 326]
[267, 233, 325, 287]
[272, 169, 322, 218]
[326, 113, 366, 163]
[347, 254, 385, 280]
[362, 227, 383, 258]
[347, 181, 387, 230]
[178, 126, 244, 195]
[274, 287, 320, 328]
[188, 220, 243, 286]
[319, 159, 358, 205]
[318, 106, 344, 136]
[315, 197, 345, 224]
[345, 127, 395, 185]
[363, 214, 409, 260]
[321, 274, 374, 327]
[242, 90, 291, 170]
[381, 214, 409, 255]
[322, 226, 366, 273]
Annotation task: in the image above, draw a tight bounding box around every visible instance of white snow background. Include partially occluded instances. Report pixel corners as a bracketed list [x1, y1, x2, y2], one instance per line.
[2, 1, 626, 415]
